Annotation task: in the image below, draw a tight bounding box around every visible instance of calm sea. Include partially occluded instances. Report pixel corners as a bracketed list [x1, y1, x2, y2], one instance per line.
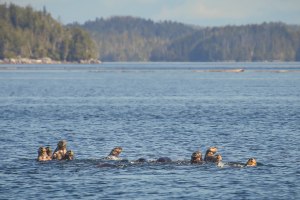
[0, 62, 299, 199]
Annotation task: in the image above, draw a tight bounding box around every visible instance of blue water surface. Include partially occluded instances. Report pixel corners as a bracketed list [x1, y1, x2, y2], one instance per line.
[0, 62, 299, 199]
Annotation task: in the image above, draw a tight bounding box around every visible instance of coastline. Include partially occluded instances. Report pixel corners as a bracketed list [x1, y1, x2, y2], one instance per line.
[0, 62, 299, 73]
[0, 57, 101, 65]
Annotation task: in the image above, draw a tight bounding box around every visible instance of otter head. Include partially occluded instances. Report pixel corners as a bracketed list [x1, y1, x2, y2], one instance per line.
[204, 147, 220, 162]
[38, 147, 47, 155]
[109, 147, 123, 157]
[65, 150, 74, 160]
[215, 154, 222, 162]
[205, 147, 218, 157]
[191, 151, 202, 164]
[57, 140, 67, 150]
[246, 158, 257, 166]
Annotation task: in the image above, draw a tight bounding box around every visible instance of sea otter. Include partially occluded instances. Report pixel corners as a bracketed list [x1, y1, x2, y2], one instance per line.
[245, 158, 257, 166]
[52, 140, 67, 160]
[217, 158, 257, 168]
[191, 151, 203, 164]
[37, 146, 52, 161]
[204, 147, 222, 163]
[104, 147, 123, 160]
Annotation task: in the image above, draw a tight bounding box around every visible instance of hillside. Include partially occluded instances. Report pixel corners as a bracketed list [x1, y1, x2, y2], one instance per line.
[82, 17, 300, 62]
[81, 16, 196, 61]
[0, 3, 98, 62]
[155, 23, 300, 61]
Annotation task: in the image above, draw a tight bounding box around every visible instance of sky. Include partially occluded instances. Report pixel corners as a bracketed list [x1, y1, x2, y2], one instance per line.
[1, 0, 300, 26]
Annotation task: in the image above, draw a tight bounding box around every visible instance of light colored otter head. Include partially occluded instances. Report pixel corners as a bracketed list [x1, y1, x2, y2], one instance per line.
[191, 151, 202, 164]
[109, 147, 123, 157]
[57, 140, 67, 150]
[246, 158, 257, 166]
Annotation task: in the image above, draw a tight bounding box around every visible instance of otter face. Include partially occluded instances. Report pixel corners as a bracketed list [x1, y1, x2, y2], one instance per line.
[65, 150, 74, 160]
[38, 147, 47, 155]
[109, 147, 123, 157]
[208, 147, 218, 153]
[246, 158, 257, 166]
[38, 146, 51, 161]
[191, 151, 202, 164]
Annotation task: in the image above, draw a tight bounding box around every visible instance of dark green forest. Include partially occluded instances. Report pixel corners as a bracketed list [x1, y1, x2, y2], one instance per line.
[0, 3, 97, 61]
[80, 16, 196, 61]
[1, 3, 300, 62]
[154, 23, 300, 61]
[81, 17, 300, 62]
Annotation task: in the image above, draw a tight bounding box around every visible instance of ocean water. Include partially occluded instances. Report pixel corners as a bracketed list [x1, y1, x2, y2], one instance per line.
[0, 62, 299, 199]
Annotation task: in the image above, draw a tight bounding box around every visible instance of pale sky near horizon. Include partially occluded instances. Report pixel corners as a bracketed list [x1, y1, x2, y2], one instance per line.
[1, 0, 300, 26]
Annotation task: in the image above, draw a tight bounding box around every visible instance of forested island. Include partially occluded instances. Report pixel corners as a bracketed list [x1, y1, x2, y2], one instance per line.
[0, 3, 99, 64]
[1, 3, 300, 63]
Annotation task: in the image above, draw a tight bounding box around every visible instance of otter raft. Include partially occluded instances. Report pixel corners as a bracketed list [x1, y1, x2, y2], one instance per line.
[36, 143, 258, 169]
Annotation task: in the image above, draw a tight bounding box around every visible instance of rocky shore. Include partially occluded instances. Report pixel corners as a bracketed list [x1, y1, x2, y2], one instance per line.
[0, 57, 101, 64]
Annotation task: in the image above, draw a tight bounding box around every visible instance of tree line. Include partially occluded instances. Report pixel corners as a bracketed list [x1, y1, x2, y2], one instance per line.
[0, 3, 98, 61]
[80, 16, 196, 61]
[81, 17, 300, 62]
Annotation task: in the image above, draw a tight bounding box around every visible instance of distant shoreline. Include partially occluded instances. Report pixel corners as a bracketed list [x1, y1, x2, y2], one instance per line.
[1, 62, 300, 73]
[0, 57, 101, 65]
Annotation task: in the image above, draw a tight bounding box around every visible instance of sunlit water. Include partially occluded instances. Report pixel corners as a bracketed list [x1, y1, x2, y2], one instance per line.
[0, 63, 299, 199]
